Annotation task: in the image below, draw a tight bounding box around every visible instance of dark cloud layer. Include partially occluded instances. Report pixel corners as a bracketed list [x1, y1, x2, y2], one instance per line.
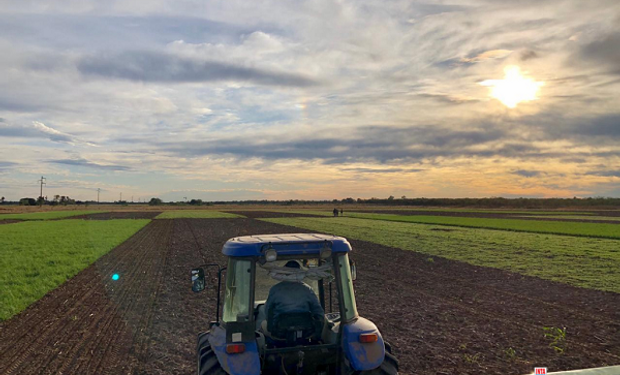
[159, 125, 514, 163]
[514, 169, 542, 177]
[77, 51, 318, 87]
[49, 158, 130, 171]
[580, 33, 620, 71]
[586, 170, 620, 177]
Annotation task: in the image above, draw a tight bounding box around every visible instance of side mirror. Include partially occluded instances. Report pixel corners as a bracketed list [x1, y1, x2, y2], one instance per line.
[350, 260, 357, 281]
[192, 268, 205, 293]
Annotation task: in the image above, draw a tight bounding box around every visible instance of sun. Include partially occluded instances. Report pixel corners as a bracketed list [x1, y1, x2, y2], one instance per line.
[480, 66, 544, 108]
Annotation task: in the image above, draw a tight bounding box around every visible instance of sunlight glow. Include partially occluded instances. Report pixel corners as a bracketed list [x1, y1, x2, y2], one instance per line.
[480, 66, 544, 108]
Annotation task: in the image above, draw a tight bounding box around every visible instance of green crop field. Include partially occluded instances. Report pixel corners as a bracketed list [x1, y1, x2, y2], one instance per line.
[0, 219, 150, 320]
[155, 210, 243, 219]
[516, 215, 620, 221]
[345, 208, 598, 215]
[262, 217, 620, 293]
[345, 213, 620, 239]
[264, 209, 334, 217]
[0, 210, 105, 220]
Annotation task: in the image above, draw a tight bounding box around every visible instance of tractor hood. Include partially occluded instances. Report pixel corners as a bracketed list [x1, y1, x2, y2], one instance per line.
[223, 233, 352, 257]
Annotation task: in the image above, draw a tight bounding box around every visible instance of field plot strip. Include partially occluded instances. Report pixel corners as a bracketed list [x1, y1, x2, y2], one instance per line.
[155, 210, 243, 219]
[0, 220, 173, 375]
[0, 219, 150, 320]
[262, 217, 620, 293]
[0, 210, 106, 220]
[346, 213, 620, 239]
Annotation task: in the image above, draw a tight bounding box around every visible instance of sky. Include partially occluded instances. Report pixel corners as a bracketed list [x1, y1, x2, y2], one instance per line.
[0, 0, 619, 202]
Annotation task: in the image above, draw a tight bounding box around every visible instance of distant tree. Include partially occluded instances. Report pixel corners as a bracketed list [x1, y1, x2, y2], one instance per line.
[51, 195, 60, 205]
[37, 196, 45, 206]
[59, 196, 75, 205]
[0, 196, 4, 204]
[189, 199, 203, 206]
[149, 197, 163, 206]
[387, 195, 395, 201]
[19, 197, 37, 206]
[401, 196, 407, 199]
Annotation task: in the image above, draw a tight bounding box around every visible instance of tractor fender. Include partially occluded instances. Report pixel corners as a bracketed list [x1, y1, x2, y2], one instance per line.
[342, 317, 385, 371]
[207, 325, 260, 375]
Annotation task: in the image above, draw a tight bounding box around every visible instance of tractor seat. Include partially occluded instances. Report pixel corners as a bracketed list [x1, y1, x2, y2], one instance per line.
[267, 312, 322, 346]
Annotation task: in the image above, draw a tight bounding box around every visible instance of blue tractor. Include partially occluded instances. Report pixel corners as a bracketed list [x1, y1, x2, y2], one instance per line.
[191, 233, 399, 375]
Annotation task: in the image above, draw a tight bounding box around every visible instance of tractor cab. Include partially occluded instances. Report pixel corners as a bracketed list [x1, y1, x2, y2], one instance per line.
[192, 233, 398, 375]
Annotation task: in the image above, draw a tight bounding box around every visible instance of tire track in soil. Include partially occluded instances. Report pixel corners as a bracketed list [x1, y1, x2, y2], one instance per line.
[0, 220, 173, 375]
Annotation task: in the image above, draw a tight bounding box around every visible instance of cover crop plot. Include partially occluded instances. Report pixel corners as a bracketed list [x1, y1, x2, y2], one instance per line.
[0, 210, 105, 221]
[0, 219, 150, 320]
[346, 213, 620, 239]
[262, 217, 620, 293]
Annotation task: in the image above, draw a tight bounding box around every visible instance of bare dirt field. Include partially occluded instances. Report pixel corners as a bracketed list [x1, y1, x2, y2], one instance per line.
[1, 217, 619, 375]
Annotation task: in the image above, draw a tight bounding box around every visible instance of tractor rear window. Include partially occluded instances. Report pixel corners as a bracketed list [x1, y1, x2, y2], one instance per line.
[255, 260, 321, 303]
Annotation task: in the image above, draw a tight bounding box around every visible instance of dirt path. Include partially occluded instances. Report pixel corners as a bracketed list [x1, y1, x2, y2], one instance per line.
[0, 219, 21, 225]
[1, 218, 619, 375]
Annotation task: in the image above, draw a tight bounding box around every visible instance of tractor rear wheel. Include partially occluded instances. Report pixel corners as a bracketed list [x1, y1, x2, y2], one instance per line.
[355, 342, 399, 375]
[197, 333, 226, 375]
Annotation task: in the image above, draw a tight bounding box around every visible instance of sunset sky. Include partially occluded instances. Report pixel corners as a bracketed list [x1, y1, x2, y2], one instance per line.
[1, 0, 619, 201]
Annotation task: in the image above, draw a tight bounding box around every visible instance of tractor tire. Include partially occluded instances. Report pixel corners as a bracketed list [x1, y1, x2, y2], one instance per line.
[197, 333, 227, 375]
[355, 342, 399, 375]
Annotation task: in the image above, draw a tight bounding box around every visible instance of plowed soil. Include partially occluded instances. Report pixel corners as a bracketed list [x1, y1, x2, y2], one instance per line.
[0, 219, 21, 225]
[1, 218, 619, 375]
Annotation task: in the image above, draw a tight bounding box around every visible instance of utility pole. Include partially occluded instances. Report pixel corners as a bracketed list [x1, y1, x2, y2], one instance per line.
[119, 192, 122, 202]
[97, 188, 101, 204]
[131, 195, 134, 203]
[38, 176, 46, 206]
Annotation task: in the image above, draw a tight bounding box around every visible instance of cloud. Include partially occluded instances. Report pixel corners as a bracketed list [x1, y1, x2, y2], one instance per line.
[159, 124, 513, 163]
[49, 158, 130, 171]
[513, 169, 542, 178]
[461, 49, 512, 63]
[340, 167, 423, 174]
[520, 50, 538, 61]
[0, 161, 18, 171]
[0, 121, 94, 145]
[77, 51, 319, 87]
[585, 170, 620, 177]
[579, 33, 620, 71]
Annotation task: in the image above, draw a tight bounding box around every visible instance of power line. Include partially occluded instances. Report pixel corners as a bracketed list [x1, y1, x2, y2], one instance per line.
[38, 176, 46, 206]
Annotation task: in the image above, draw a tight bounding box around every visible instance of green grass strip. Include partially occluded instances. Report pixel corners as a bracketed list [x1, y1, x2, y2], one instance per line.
[0, 210, 106, 220]
[516, 215, 620, 221]
[261, 217, 620, 293]
[347, 208, 598, 215]
[155, 210, 243, 219]
[263, 209, 335, 217]
[0, 219, 150, 320]
[345, 213, 620, 239]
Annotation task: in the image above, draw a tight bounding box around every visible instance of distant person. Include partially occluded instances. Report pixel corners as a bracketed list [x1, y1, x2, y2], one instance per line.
[340, 208, 344, 216]
[333, 208, 339, 217]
